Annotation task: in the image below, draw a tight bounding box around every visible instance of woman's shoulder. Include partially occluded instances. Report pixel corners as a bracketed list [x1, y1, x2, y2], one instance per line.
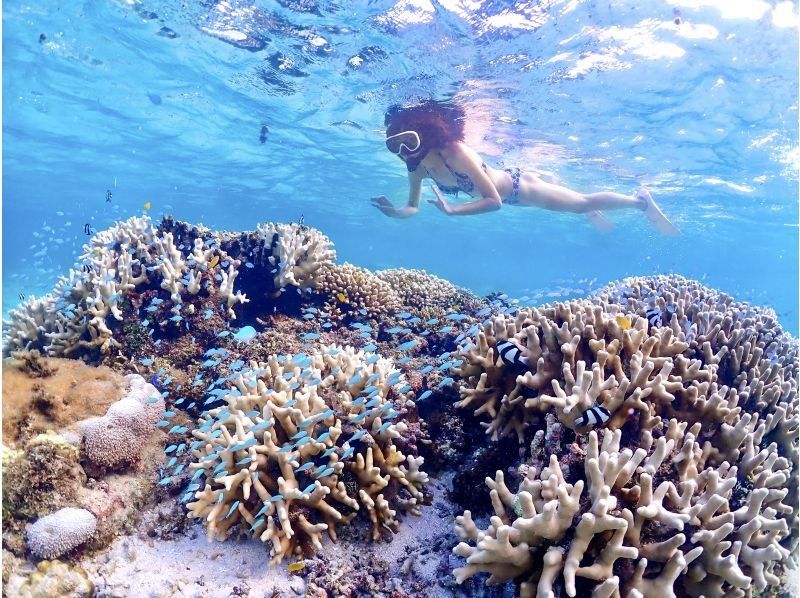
[443, 141, 483, 165]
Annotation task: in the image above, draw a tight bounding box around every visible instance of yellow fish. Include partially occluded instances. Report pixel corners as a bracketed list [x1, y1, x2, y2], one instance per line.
[615, 316, 631, 330]
[287, 561, 305, 573]
[209, 255, 220, 269]
[143, 201, 151, 210]
[337, 292, 348, 303]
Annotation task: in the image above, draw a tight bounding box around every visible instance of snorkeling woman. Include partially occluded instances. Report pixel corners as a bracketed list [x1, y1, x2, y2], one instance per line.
[371, 100, 679, 235]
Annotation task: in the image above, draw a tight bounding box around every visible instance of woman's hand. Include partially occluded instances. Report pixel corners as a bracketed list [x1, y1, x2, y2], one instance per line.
[370, 195, 401, 217]
[426, 183, 453, 215]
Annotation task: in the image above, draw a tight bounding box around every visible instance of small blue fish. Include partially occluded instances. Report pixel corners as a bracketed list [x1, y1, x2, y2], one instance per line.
[362, 343, 377, 352]
[419, 365, 434, 375]
[225, 501, 240, 519]
[156, 420, 169, 427]
[296, 462, 314, 472]
[166, 456, 178, 468]
[140, 357, 154, 366]
[397, 340, 418, 351]
[386, 327, 402, 334]
[418, 390, 433, 401]
[350, 429, 367, 442]
[315, 467, 335, 478]
[438, 326, 454, 333]
[301, 483, 317, 495]
[377, 422, 392, 433]
[437, 377, 454, 388]
[158, 476, 172, 486]
[217, 330, 231, 338]
[397, 312, 412, 319]
[366, 354, 379, 364]
[165, 444, 177, 453]
[303, 332, 320, 340]
[269, 494, 284, 502]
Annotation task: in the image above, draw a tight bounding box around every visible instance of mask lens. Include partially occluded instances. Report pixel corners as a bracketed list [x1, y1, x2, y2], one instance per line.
[385, 131, 420, 155]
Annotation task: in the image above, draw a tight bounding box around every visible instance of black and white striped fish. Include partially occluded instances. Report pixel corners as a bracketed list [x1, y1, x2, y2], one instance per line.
[496, 339, 529, 370]
[645, 307, 662, 327]
[574, 402, 611, 427]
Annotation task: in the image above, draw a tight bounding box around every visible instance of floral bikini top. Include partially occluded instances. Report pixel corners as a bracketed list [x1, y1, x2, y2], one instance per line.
[424, 153, 489, 196]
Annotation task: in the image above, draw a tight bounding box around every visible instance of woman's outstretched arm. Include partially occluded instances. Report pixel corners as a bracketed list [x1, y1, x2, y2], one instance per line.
[370, 168, 424, 218]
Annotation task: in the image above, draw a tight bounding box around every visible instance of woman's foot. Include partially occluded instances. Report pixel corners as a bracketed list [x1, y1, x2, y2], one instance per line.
[637, 189, 680, 236]
[585, 210, 614, 233]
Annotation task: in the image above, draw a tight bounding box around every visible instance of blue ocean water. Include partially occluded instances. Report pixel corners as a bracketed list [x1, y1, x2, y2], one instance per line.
[3, 0, 798, 332]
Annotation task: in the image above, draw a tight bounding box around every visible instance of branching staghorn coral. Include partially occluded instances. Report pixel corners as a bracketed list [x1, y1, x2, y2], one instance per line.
[253, 222, 336, 292]
[451, 275, 798, 596]
[2, 216, 248, 357]
[185, 344, 428, 563]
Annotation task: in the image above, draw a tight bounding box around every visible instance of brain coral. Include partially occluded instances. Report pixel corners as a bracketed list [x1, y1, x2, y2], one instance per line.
[26, 507, 97, 560]
[185, 344, 428, 562]
[79, 374, 165, 469]
[451, 275, 798, 597]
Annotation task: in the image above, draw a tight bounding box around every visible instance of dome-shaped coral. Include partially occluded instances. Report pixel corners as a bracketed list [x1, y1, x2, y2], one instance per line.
[26, 507, 97, 560]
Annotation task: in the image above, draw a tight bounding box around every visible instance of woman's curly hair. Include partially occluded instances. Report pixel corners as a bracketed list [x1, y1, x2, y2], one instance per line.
[384, 99, 466, 154]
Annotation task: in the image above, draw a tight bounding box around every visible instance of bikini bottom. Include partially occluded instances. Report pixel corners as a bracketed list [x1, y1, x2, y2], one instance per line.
[504, 167, 521, 204]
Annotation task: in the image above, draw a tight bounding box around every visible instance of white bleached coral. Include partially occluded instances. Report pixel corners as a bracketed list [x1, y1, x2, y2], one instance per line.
[185, 344, 427, 562]
[451, 275, 797, 596]
[79, 374, 165, 469]
[255, 222, 336, 292]
[26, 507, 97, 560]
[2, 216, 250, 357]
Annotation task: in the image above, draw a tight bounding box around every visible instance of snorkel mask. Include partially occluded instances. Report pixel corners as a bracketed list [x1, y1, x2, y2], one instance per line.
[385, 130, 427, 171]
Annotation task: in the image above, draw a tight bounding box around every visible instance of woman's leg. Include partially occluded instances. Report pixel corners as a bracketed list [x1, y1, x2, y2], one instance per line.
[519, 176, 680, 235]
[521, 176, 644, 213]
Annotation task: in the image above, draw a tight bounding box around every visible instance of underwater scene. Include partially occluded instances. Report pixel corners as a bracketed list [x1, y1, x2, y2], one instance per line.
[2, 1, 799, 597]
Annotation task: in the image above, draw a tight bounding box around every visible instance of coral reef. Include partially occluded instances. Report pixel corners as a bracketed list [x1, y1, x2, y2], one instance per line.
[184, 344, 429, 562]
[451, 274, 798, 596]
[1, 216, 338, 359]
[26, 507, 97, 560]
